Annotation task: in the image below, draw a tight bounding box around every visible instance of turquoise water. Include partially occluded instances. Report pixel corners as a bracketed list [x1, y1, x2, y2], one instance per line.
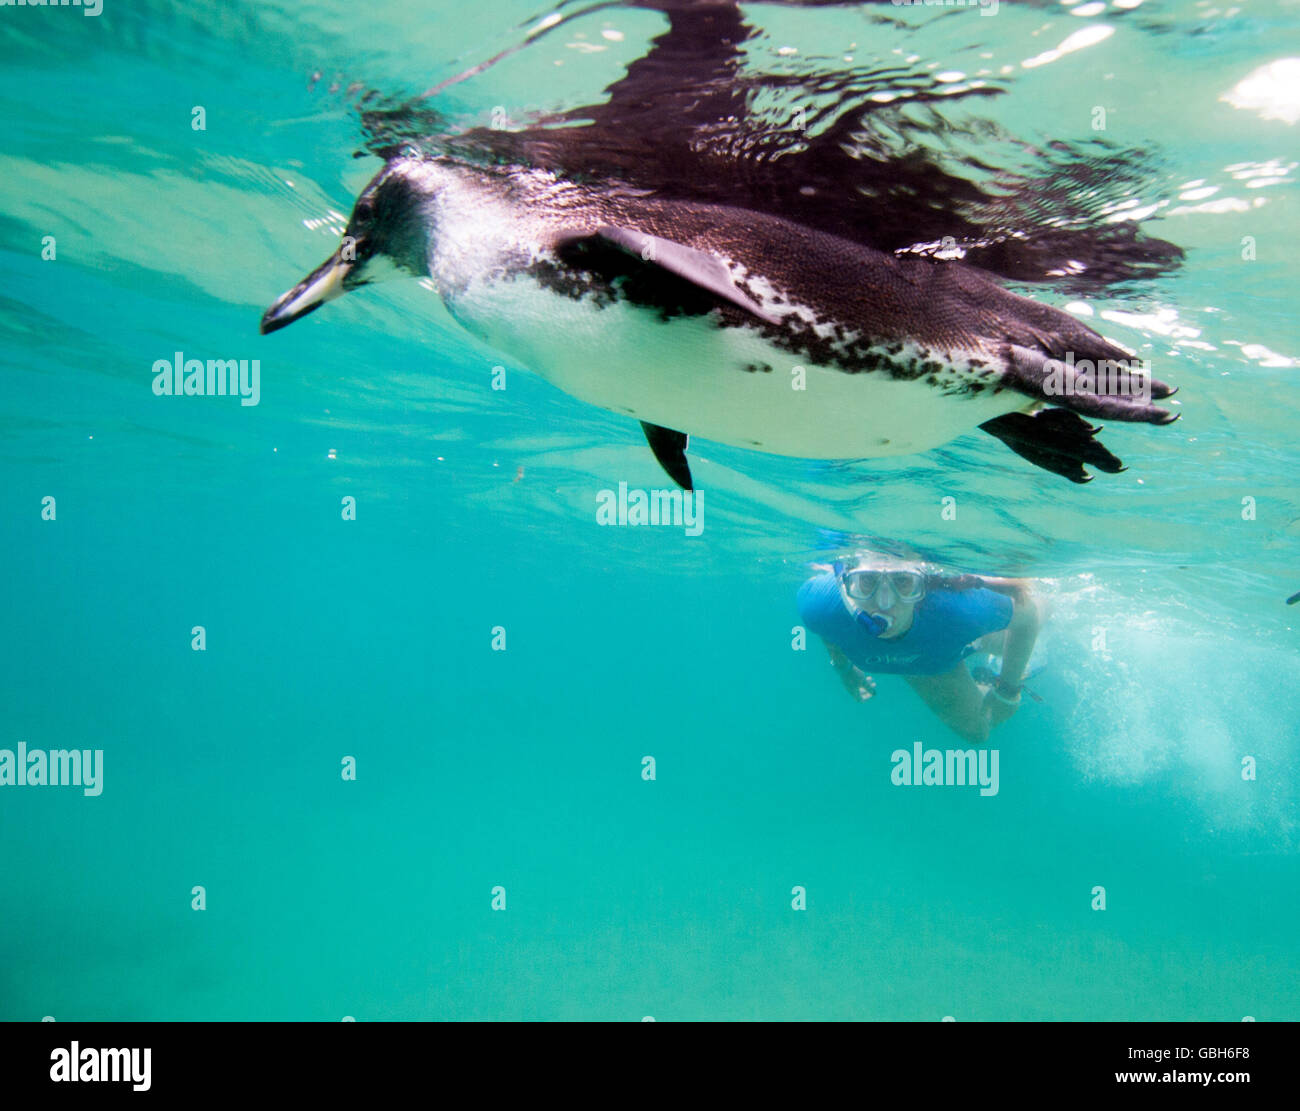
[2, 0, 1298, 1021]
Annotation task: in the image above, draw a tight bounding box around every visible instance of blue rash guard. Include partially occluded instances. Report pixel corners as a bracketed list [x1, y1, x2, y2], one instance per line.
[797, 572, 1014, 676]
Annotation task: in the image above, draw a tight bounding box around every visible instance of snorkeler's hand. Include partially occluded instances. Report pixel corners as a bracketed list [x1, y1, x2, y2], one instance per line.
[841, 668, 877, 702]
[982, 684, 1021, 727]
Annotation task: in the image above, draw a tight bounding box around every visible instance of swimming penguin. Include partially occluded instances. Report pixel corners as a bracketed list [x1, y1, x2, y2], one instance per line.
[262, 155, 1177, 486]
[261, 2, 1180, 486]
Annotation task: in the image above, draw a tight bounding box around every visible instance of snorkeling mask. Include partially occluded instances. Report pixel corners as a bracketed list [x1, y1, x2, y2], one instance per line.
[841, 568, 927, 605]
[834, 559, 928, 636]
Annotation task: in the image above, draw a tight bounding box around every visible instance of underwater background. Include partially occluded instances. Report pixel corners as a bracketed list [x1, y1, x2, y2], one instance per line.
[1, 0, 1297, 1020]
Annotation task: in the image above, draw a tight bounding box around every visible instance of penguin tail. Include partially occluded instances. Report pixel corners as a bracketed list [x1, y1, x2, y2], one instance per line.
[1003, 341, 1179, 424]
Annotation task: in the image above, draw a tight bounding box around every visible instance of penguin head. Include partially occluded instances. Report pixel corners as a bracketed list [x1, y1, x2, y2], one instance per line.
[260, 156, 437, 334]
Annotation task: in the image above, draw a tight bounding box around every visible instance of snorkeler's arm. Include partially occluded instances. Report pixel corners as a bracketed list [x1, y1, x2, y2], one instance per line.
[993, 582, 1042, 694]
[823, 640, 876, 702]
[953, 576, 1042, 694]
[951, 574, 1030, 600]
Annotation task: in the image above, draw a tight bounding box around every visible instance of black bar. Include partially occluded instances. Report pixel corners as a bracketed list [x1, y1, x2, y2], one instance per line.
[1, 1020, 1290, 1098]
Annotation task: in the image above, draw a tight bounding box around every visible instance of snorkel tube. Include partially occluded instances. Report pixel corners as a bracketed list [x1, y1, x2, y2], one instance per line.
[857, 610, 889, 636]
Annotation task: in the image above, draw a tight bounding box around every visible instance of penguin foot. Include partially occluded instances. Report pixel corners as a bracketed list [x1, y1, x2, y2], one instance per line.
[979, 409, 1126, 483]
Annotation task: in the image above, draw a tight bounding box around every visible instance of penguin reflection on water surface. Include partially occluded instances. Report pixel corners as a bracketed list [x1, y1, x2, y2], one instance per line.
[261, 1, 1181, 488]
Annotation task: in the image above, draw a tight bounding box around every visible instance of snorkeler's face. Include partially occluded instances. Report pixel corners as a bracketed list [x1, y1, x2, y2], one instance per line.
[841, 567, 925, 638]
[866, 577, 918, 638]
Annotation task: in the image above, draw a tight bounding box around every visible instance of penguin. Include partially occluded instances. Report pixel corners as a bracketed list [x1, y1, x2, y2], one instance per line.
[261, 155, 1177, 486]
[261, 0, 1181, 486]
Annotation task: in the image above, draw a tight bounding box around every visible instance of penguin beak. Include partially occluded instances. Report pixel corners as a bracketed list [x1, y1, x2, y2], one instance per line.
[260, 252, 353, 334]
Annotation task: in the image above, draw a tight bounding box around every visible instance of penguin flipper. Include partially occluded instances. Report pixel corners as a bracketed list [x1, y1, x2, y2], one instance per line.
[979, 409, 1125, 484]
[640, 421, 693, 490]
[556, 226, 780, 324]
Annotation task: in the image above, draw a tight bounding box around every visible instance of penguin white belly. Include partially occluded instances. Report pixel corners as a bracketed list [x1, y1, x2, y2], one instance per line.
[448, 275, 1029, 459]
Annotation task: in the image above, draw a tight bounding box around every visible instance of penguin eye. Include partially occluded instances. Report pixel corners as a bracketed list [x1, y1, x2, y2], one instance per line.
[353, 199, 375, 224]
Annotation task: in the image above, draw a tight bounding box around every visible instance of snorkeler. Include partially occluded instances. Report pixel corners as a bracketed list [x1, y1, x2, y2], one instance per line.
[798, 555, 1043, 744]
